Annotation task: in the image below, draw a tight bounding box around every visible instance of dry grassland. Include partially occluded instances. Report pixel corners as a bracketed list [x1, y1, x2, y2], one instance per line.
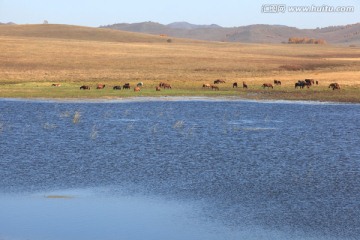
[0, 24, 360, 102]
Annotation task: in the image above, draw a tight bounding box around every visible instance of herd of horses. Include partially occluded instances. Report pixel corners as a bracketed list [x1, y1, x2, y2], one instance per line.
[202, 78, 341, 91]
[74, 82, 172, 92]
[52, 79, 341, 92]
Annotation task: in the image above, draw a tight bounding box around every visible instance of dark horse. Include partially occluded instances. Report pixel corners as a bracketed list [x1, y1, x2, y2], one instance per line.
[123, 83, 131, 89]
[274, 80, 281, 85]
[233, 82, 238, 88]
[113, 86, 121, 90]
[262, 83, 273, 89]
[329, 83, 340, 90]
[295, 81, 305, 89]
[80, 85, 90, 90]
[243, 82, 248, 89]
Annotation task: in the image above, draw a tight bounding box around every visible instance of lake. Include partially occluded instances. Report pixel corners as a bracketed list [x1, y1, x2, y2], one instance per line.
[0, 98, 359, 240]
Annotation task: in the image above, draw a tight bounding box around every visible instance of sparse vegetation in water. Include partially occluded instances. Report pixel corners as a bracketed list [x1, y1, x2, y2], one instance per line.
[90, 125, 98, 139]
[151, 123, 159, 134]
[173, 120, 185, 129]
[73, 111, 81, 124]
[43, 122, 57, 130]
[60, 111, 71, 118]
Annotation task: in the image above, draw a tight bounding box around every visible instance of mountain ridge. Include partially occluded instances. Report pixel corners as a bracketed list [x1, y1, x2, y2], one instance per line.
[101, 21, 360, 44]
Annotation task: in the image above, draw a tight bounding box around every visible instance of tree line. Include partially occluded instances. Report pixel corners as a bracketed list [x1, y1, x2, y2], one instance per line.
[288, 37, 326, 44]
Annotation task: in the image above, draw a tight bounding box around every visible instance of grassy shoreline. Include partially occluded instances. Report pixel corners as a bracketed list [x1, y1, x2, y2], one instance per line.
[1, 81, 359, 103]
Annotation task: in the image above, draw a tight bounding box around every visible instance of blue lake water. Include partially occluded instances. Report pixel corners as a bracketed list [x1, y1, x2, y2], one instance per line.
[0, 98, 359, 240]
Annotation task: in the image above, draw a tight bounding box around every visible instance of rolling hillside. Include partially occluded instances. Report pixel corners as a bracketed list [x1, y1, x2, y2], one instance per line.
[102, 21, 360, 44]
[0, 24, 181, 43]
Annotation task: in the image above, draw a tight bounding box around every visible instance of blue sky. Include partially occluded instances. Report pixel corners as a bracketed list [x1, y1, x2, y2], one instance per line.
[0, 0, 359, 28]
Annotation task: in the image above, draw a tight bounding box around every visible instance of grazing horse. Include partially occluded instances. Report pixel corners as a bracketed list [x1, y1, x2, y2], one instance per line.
[156, 86, 161, 91]
[51, 83, 61, 87]
[329, 83, 340, 90]
[80, 85, 90, 90]
[134, 87, 141, 92]
[233, 82, 238, 88]
[262, 83, 273, 89]
[214, 79, 226, 84]
[274, 80, 281, 85]
[202, 83, 211, 88]
[305, 79, 315, 85]
[211, 85, 219, 90]
[243, 82, 248, 89]
[162, 83, 172, 89]
[295, 80, 306, 89]
[295, 82, 303, 89]
[304, 79, 313, 87]
[159, 82, 165, 87]
[137, 82, 143, 87]
[316, 80, 319, 85]
[123, 83, 130, 89]
[113, 86, 121, 90]
[97, 84, 106, 89]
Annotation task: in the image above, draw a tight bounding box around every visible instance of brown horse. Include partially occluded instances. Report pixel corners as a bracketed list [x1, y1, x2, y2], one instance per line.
[203, 83, 211, 88]
[156, 86, 161, 91]
[214, 79, 226, 84]
[262, 83, 273, 89]
[233, 82, 238, 88]
[51, 83, 61, 87]
[243, 82, 248, 89]
[329, 83, 340, 90]
[304, 79, 313, 87]
[134, 87, 141, 92]
[305, 79, 315, 85]
[80, 85, 90, 90]
[97, 84, 106, 89]
[162, 83, 172, 89]
[211, 85, 219, 90]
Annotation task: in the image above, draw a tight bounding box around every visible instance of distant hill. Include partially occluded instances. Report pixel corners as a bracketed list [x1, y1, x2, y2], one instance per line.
[0, 24, 183, 43]
[0, 22, 16, 25]
[101, 21, 360, 45]
[167, 22, 222, 30]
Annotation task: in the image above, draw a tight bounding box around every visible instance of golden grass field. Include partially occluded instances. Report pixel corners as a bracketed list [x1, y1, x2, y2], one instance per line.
[1, 24, 360, 102]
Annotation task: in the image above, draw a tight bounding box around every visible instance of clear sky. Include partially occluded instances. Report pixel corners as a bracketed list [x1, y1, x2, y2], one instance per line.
[0, 0, 359, 29]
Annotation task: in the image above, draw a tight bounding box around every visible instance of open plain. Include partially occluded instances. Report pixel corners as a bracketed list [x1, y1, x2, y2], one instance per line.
[1, 24, 360, 102]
